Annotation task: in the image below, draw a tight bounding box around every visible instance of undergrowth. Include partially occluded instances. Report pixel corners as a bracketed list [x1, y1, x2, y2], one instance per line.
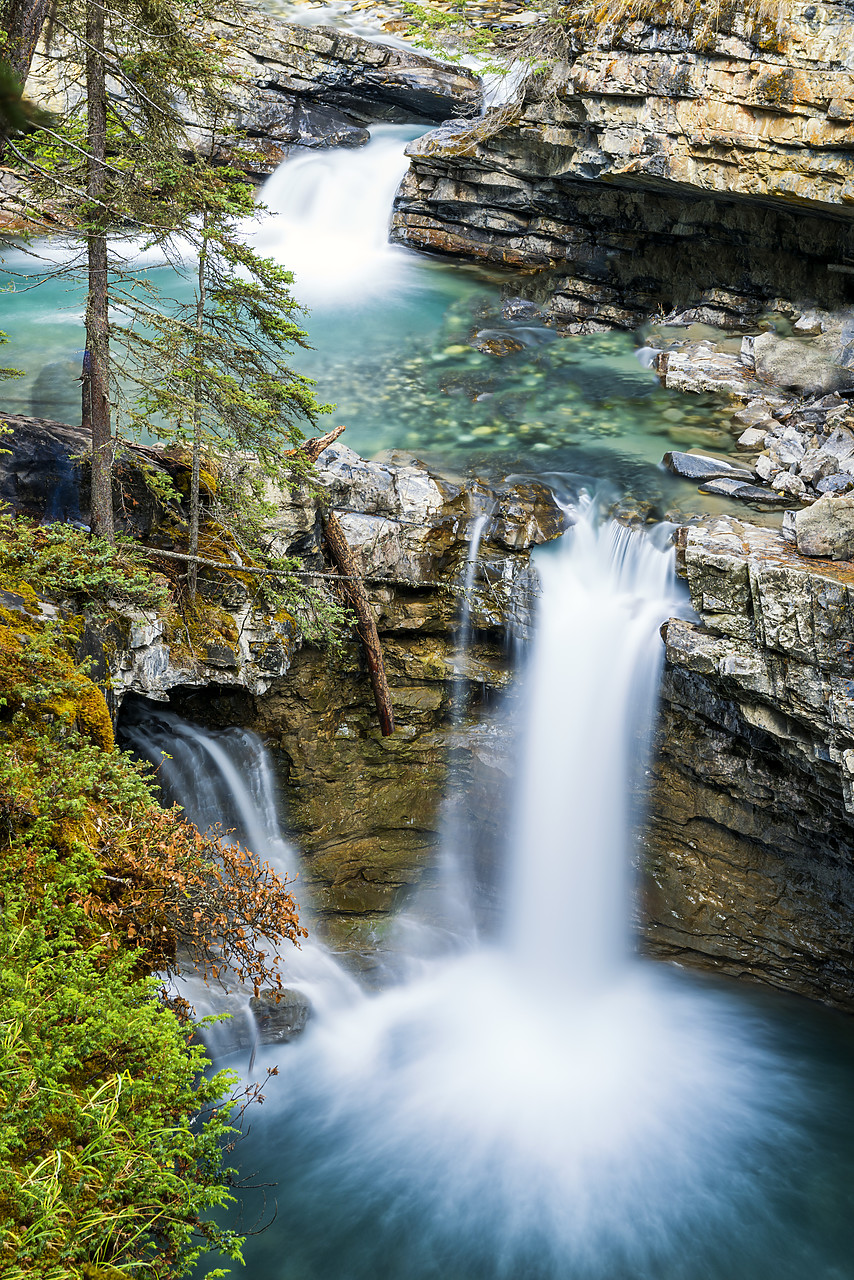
[0, 518, 306, 1278]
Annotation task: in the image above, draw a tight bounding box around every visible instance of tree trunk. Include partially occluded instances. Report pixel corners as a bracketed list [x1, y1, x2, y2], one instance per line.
[2, 0, 53, 84]
[323, 511, 395, 737]
[188, 220, 208, 603]
[84, 0, 113, 542]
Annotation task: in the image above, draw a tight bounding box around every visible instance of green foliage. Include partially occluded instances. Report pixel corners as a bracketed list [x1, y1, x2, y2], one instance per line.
[0, 630, 242, 1277]
[0, 508, 168, 609]
[0, 494, 305, 1277]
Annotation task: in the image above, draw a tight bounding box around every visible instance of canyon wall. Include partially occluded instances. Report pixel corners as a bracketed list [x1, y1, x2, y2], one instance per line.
[392, 1, 854, 329]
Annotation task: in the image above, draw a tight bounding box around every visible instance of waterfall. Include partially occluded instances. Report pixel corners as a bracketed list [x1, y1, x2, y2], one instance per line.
[249, 124, 422, 305]
[229, 503, 798, 1280]
[117, 701, 359, 1043]
[509, 507, 679, 986]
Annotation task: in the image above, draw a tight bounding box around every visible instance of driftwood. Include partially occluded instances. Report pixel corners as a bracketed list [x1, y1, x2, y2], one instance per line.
[295, 424, 346, 464]
[323, 510, 395, 737]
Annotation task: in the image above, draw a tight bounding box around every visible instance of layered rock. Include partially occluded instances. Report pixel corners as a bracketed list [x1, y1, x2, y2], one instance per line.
[392, 1, 854, 330]
[24, 6, 481, 180]
[643, 517, 854, 1009]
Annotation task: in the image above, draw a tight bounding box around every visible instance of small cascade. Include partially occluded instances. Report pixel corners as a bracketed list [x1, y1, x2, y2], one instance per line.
[396, 503, 493, 957]
[249, 125, 422, 305]
[117, 700, 359, 1053]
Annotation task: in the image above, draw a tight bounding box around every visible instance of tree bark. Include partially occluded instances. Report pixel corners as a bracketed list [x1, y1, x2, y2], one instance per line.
[2, 0, 53, 84]
[323, 511, 395, 737]
[84, 0, 114, 542]
[188, 217, 209, 602]
[297, 424, 346, 464]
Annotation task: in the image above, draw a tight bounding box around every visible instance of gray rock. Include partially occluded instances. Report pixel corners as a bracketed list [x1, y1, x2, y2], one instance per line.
[752, 330, 854, 396]
[795, 494, 854, 560]
[736, 427, 767, 450]
[663, 451, 753, 482]
[249, 988, 312, 1044]
[817, 472, 854, 494]
[755, 454, 774, 481]
[697, 477, 796, 507]
[798, 448, 840, 485]
[770, 471, 807, 498]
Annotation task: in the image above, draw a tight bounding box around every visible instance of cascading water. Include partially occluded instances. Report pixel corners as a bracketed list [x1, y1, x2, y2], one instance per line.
[224, 504, 844, 1280]
[250, 125, 422, 304]
[117, 702, 359, 1046]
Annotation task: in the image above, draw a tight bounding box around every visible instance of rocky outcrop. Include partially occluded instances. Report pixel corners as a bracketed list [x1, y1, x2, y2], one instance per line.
[643, 517, 854, 1009]
[25, 6, 481, 180]
[392, 1, 854, 330]
[0, 416, 564, 972]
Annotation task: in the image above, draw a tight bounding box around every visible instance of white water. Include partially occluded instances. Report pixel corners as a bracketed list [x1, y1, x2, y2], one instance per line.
[229, 507, 800, 1278]
[118, 704, 358, 1042]
[251, 125, 422, 305]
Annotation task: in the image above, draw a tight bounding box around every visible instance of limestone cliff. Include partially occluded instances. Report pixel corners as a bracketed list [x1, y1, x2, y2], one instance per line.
[644, 517, 854, 1009]
[392, 0, 854, 329]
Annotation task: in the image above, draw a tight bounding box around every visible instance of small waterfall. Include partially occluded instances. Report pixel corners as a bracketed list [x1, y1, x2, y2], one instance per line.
[118, 701, 359, 1051]
[249, 125, 422, 305]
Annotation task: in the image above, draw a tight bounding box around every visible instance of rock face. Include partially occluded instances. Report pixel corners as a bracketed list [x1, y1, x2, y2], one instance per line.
[644, 517, 854, 1010]
[0, 417, 564, 973]
[26, 6, 482, 179]
[392, 2, 854, 329]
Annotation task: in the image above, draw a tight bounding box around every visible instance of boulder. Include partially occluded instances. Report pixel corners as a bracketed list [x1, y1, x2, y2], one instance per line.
[662, 451, 753, 482]
[795, 493, 854, 560]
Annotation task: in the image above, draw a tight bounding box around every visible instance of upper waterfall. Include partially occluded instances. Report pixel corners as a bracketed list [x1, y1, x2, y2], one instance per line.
[251, 125, 422, 305]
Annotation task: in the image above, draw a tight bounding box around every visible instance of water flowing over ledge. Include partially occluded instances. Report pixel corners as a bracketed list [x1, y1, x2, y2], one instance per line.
[118, 506, 854, 1279]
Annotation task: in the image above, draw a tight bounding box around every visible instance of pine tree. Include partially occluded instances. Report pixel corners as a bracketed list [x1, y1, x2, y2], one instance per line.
[6, 0, 323, 547]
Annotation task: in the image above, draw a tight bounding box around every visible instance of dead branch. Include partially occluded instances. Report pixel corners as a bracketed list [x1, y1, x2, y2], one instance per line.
[323, 510, 395, 737]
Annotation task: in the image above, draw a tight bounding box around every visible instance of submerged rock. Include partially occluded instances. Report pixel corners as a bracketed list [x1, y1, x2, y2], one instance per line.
[250, 988, 312, 1044]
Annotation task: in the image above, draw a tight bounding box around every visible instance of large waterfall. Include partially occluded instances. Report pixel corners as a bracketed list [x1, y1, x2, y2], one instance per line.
[118, 507, 838, 1279]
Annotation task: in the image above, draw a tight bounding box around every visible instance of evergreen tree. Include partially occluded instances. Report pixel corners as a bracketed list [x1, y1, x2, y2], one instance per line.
[7, 0, 322, 547]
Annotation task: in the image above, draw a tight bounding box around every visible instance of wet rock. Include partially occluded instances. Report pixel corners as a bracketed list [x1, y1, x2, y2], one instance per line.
[250, 988, 312, 1043]
[697, 476, 794, 507]
[795, 494, 854, 560]
[663, 451, 753, 482]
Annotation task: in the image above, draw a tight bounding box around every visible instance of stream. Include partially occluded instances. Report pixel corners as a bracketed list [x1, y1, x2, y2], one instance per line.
[5, 7, 854, 1275]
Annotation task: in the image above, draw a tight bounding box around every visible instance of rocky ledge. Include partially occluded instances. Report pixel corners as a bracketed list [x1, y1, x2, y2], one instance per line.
[0, 415, 564, 972]
[391, 0, 854, 330]
[20, 4, 481, 194]
[643, 515, 854, 1010]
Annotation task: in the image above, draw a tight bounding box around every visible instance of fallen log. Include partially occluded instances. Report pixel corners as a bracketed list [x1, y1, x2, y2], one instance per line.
[323, 509, 395, 737]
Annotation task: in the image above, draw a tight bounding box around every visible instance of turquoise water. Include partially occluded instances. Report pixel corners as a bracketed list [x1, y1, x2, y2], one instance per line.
[0, 127, 739, 519]
[220, 967, 854, 1280]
